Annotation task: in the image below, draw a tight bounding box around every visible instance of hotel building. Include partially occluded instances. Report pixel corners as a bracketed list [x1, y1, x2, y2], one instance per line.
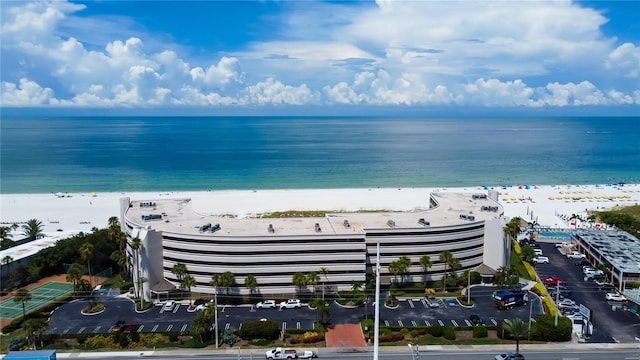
[119, 191, 510, 301]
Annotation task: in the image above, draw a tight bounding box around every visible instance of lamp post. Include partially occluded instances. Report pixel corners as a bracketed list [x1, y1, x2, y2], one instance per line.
[407, 344, 419, 360]
[528, 295, 541, 340]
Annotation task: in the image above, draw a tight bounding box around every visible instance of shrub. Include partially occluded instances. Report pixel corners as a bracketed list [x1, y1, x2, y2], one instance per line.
[8, 337, 27, 351]
[385, 295, 398, 307]
[140, 333, 165, 345]
[472, 326, 488, 338]
[410, 328, 428, 337]
[425, 288, 436, 295]
[530, 314, 572, 342]
[221, 327, 238, 346]
[168, 332, 179, 342]
[429, 325, 443, 337]
[379, 333, 404, 342]
[249, 338, 273, 346]
[120, 281, 133, 292]
[238, 320, 279, 340]
[442, 326, 456, 340]
[82, 303, 105, 313]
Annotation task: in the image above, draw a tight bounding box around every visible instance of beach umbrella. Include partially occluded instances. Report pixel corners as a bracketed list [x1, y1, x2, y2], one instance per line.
[548, 196, 554, 200]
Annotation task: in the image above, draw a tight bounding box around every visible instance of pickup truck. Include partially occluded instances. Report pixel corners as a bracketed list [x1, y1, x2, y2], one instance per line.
[265, 347, 298, 359]
[566, 251, 586, 259]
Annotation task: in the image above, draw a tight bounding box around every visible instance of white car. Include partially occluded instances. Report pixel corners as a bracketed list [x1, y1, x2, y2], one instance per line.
[279, 299, 302, 309]
[163, 300, 176, 311]
[605, 293, 627, 301]
[557, 298, 577, 309]
[566, 251, 586, 259]
[256, 300, 277, 309]
[532, 256, 549, 264]
[533, 248, 543, 256]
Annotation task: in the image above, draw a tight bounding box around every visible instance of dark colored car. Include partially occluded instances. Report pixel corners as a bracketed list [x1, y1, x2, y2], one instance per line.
[112, 320, 126, 332]
[575, 260, 590, 267]
[597, 283, 617, 292]
[469, 314, 483, 326]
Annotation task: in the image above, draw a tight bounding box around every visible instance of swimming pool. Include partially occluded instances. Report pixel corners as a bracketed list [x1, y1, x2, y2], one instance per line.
[539, 232, 572, 239]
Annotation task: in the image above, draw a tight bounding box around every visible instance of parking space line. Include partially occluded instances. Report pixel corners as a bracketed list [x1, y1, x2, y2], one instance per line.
[421, 299, 428, 308]
[411, 321, 417, 327]
[137, 325, 144, 332]
[250, 306, 255, 312]
[408, 300, 414, 308]
[281, 322, 286, 333]
[491, 319, 498, 326]
[424, 320, 431, 326]
[225, 323, 230, 330]
[78, 327, 85, 333]
[152, 324, 159, 332]
[167, 324, 173, 332]
[451, 320, 458, 327]
[464, 320, 472, 326]
[221, 306, 226, 312]
[296, 322, 301, 329]
[437, 320, 444, 326]
[62, 328, 69, 334]
[398, 320, 404, 326]
[181, 324, 188, 333]
[384, 320, 390, 326]
[172, 305, 180, 313]
[94, 326, 101, 333]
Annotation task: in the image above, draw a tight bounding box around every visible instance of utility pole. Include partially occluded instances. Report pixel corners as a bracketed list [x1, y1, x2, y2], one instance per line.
[373, 242, 381, 360]
[215, 291, 219, 349]
[554, 281, 560, 327]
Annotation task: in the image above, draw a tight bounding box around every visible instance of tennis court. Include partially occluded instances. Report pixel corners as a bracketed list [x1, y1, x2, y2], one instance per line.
[0, 282, 74, 319]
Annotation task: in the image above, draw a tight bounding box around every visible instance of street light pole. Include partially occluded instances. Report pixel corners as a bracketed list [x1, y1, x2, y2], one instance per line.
[408, 344, 416, 360]
[528, 295, 540, 340]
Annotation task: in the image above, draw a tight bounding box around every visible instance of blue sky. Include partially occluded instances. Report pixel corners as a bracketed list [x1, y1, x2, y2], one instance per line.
[1, 0, 639, 115]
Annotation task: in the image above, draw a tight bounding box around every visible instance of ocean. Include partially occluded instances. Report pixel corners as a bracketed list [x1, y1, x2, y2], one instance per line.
[1, 116, 639, 193]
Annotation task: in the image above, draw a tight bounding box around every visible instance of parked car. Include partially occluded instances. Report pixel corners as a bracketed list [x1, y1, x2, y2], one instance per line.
[557, 298, 577, 309]
[596, 283, 617, 293]
[279, 299, 302, 309]
[111, 320, 126, 332]
[543, 276, 567, 286]
[469, 314, 483, 326]
[533, 248, 543, 256]
[163, 300, 176, 312]
[532, 256, 549, 264]
[495, 353, 525, 360]
[555, 241, 571, 248]
[575, 260, 590, 267]
[566, 251, 586, 259]
[256, 300, 277, 309]
[605, 293, 627, 301]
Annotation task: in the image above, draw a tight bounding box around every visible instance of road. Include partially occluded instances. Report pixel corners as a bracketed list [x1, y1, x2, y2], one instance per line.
[52, 348, 640, 360]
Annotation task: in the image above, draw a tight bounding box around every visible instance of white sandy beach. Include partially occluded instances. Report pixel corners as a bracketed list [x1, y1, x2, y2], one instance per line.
[1, 184, 639, 237]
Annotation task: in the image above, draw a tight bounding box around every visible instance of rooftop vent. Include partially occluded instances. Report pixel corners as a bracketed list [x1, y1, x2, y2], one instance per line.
[418, 218, 430, 226]
[268, 224, 275, 234]
[343, 220, 351, 229]
[210, 223, 221, 232]
[315, 223, 322, 232]
[472, 194, 487, 200]
[459, 214, 475, 221]
[387, 220, 396, 228]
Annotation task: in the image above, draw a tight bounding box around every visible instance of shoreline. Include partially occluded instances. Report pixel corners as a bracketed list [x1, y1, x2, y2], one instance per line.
[1, 184, 639, 236]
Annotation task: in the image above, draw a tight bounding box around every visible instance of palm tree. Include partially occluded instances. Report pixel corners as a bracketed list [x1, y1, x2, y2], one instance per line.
[220, 271, 236, 295]
[319, 267, 329, 300]
[503, 317, 528, 356]
[2, 255, 13, 280]
[22, 219, 44, 240]
[351, 280, 363, 304]
[182, 274, 197, 306]
[419, 255, 433, 285]
[388, 261, 401, 285]
[397, 255, 411, 286]
[439, 250, 460, 292]
[110, 250, 126, 274]
[171, 262, 188, 285]
[210, 274, 222, 294]
[504, 217, 523, 241]
[130, 237, 143, 298]
[66, 263, 84, 293]
[244, 274, 258, 295]
[22, 318, 48, 349]
[306, 272, 320, 294]
[79, 242, 94, 288]
[494, 266, 517, 287]
[14, 288, 32, 319]
[21, 219, 43, 241]
[309, 297, 331, 324]
[292, 272, 307, 292]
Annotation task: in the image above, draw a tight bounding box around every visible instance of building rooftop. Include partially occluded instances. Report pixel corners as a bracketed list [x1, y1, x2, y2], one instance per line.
[0, 231, 78, 263]
[124, 192, 503, 236]
[574, 229, 640, 275]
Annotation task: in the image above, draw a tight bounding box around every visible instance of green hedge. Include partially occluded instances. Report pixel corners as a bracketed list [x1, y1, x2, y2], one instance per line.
[238, 320, 279, 340]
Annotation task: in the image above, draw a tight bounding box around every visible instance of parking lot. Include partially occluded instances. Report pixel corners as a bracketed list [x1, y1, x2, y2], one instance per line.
[531, 240, 640, 343]
[47, 292, 197, 335]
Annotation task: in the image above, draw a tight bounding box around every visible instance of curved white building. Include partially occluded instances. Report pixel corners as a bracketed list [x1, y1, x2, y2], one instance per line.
[120, 191, 510, 300]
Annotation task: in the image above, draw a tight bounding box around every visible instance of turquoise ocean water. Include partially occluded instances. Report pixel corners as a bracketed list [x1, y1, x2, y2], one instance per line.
[1, 116, 639, 193]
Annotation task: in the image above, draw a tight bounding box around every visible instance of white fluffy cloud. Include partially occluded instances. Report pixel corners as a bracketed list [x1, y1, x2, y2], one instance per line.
[0, 0, 638, 110]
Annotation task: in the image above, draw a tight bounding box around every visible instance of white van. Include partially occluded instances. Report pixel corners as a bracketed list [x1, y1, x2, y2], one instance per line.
[163, 300, 175, 312]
